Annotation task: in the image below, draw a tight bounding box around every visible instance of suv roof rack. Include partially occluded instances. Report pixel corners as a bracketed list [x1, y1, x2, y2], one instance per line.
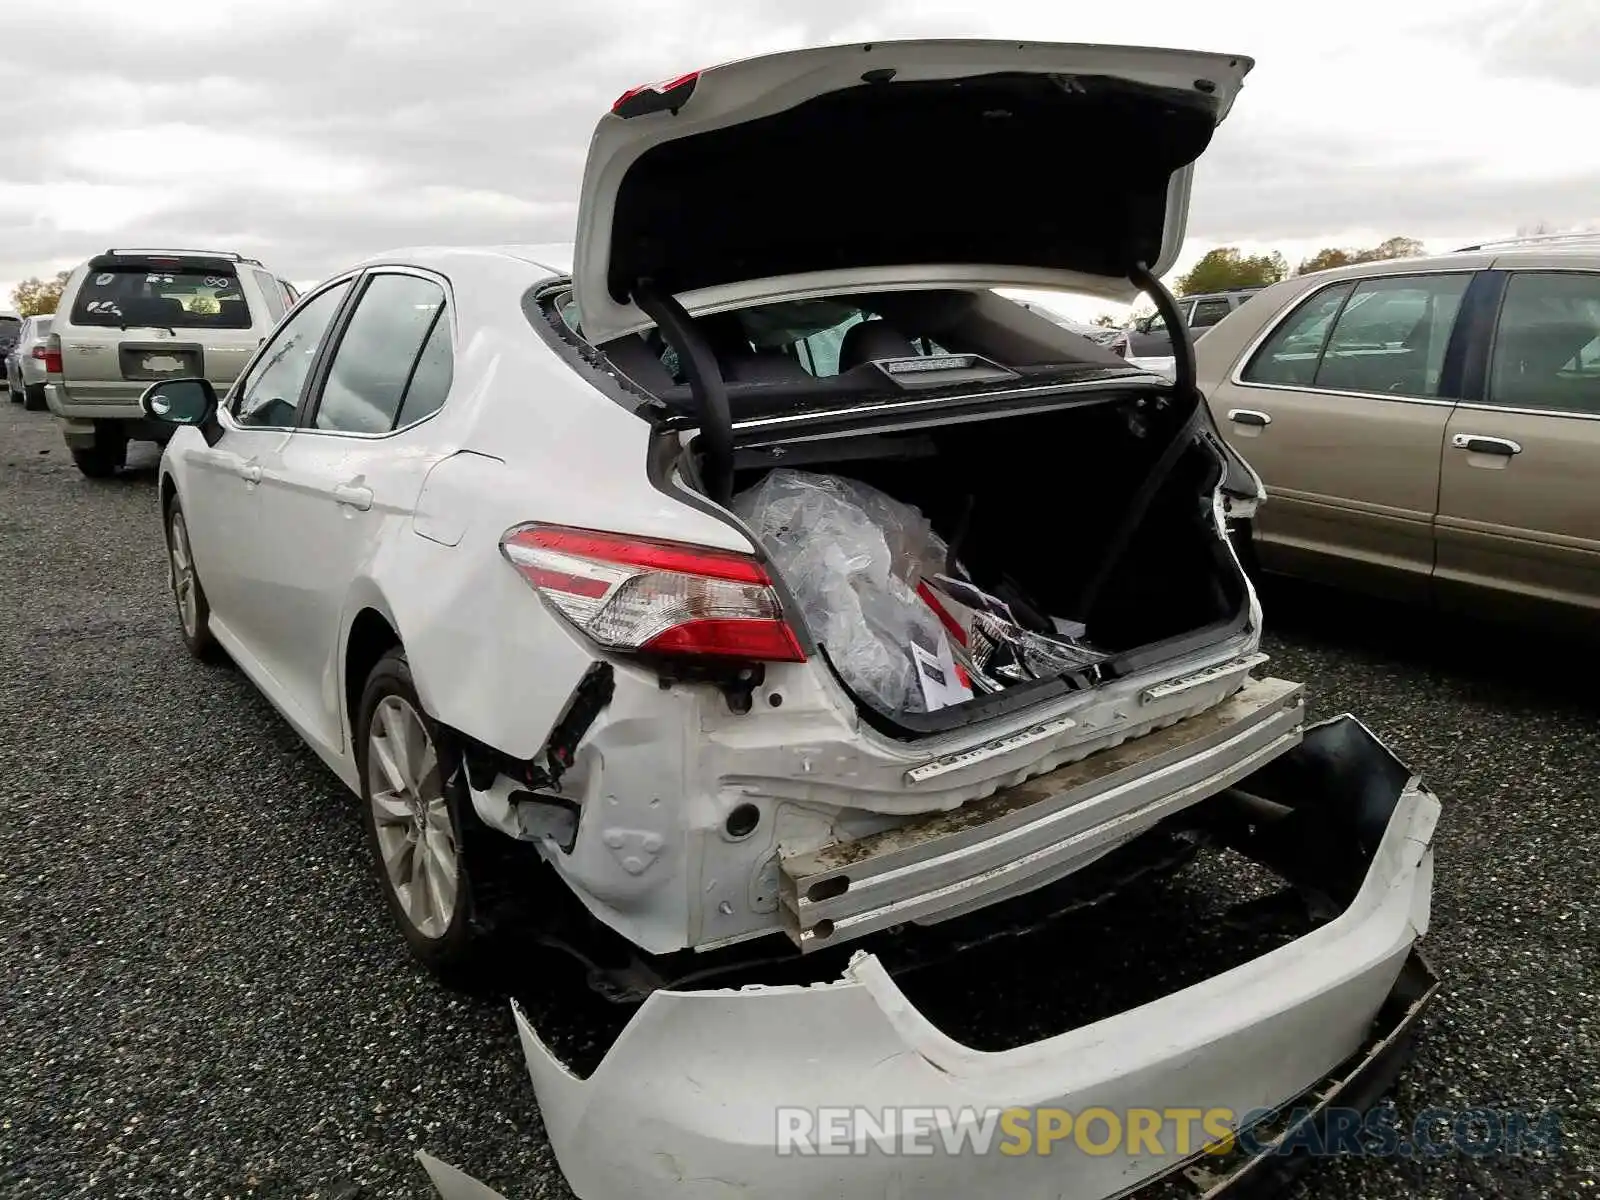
[103, 247, 265, 267]
[1453, 231, 1600, 252]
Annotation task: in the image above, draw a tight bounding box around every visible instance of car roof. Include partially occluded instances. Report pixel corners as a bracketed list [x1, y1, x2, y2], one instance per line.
[340, 243, 575, 281]
[1277, 242, 1600, 289]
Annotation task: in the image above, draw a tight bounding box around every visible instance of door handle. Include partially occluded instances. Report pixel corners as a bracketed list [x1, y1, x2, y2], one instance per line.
[1227, 408, 1272, 427]
[333, 483, 374, 511]
[1452, 434, 1521, 457]
[239, 463, 262, 484]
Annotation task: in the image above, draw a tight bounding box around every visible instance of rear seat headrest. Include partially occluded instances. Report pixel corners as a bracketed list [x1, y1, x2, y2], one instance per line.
[838, 319, 921, 372]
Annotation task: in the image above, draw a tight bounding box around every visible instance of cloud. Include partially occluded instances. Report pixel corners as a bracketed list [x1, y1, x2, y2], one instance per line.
[1468, 0, 1600, 89]
[3, 0, 1599, 301]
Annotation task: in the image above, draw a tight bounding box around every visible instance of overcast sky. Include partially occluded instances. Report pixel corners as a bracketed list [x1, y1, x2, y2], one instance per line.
[3, 0, 1597, 318]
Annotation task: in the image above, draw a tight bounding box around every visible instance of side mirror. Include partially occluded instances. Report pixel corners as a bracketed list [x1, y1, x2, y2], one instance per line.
[140, 377, 218, 427]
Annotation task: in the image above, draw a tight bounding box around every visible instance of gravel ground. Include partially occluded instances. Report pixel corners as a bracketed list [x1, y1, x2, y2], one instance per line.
[0, 402, 1595, 1199]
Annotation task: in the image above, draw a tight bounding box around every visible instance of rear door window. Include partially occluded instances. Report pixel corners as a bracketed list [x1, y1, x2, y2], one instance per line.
[1312, 274, 1471, 398]
[1190, 298, 1233, 329]
[312, 273, 449, 434]
[1488, 272, 1600, 414]
[1243, 274, 1471, 397]
[1241, 282, 1354, 386]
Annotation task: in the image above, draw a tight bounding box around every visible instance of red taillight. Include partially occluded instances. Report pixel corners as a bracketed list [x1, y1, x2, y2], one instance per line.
[44, 347, 62, 373]
[31, 345, 47, 361]
[501, 524, 806, 663]
[612, 71, 701, 119]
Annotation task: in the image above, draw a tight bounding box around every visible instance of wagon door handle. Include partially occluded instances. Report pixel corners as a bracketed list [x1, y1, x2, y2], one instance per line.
[333, 483, 373, 511]
[1227, 408, 1272, 427]
[239, 463, 262, 484]
[1452, 434, 1521, 457]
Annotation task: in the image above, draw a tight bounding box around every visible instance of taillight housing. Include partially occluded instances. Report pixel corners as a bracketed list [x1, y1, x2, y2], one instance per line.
[44, 337, 62, 374]
[501, 524, 806, 663]
[30, 345, 47, 361]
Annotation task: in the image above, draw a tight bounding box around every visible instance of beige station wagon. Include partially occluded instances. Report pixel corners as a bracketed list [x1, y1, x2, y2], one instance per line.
[1198, 233, 1600, 631]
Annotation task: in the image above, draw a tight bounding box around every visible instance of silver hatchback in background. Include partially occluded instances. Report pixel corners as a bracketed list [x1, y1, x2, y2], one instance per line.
[44, 249, 297, 477]
[5, 314, 52, 410]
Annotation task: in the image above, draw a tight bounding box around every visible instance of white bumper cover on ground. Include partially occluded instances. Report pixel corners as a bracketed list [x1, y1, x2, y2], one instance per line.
[423, 717, 1438, 1200]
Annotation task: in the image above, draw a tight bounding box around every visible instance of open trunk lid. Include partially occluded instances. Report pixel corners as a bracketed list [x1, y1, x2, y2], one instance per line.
[572, 39, 1253, 345]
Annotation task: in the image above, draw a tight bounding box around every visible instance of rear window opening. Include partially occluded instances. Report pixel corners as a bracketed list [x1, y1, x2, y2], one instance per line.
[71, 262, 253, 330]
[549, 286, 1143, 418]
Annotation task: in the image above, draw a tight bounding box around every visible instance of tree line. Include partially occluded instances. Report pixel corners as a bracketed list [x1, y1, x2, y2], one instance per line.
[10, 270, 71, 317]
[1099, 236, 1427, 326]
[1173, 236, 1425, 297]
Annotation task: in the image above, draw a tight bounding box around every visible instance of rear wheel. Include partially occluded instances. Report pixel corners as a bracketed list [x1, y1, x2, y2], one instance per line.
[358, 650, 498, 982]
[70, 428, 127, 479]
[166, 500, 219, 661]
[22, 383, 46, 411]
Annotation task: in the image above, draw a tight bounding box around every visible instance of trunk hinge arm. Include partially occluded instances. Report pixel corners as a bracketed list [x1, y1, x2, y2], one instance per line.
[631, 281, 735, 507]
[1129, 262, 1197, 401]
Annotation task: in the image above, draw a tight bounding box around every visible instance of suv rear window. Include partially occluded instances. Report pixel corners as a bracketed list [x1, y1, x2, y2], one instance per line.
[71, 264, 252, 330]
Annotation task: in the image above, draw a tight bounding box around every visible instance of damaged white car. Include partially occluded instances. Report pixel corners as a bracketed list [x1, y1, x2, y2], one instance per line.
[142, 38, 1440, 1200]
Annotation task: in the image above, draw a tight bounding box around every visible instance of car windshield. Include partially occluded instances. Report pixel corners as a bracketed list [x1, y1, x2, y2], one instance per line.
[71, 265, 252, 330]
[0, 317, 19, 345]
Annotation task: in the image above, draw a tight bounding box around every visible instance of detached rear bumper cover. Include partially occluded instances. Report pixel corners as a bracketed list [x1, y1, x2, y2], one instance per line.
[424, 716, 1439, 1200]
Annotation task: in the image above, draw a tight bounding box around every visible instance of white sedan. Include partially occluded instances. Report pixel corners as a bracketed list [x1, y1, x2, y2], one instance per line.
[144, 37, 1438, 1200]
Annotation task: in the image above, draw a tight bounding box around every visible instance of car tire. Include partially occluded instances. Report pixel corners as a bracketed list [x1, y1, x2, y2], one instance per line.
[357, 649, 498, 983]
[70, 430, 127, 479]
[165, 499, 221, 662]
[23, 383, 46, 411]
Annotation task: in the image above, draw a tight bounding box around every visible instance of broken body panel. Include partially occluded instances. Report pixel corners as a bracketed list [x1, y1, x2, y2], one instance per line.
[423, 716, 1439, 1200]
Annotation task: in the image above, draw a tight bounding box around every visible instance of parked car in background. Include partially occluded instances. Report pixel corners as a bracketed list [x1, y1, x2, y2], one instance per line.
[1198, 232, 1600, 631]
[141, 41, 1439, 1200]
[0, 311, 21, 389]
[6, 315, 54, 410]
[43, 249, 297, 477]
[1127, 286, 1262, 358]
[1013, 300, 1133, 357]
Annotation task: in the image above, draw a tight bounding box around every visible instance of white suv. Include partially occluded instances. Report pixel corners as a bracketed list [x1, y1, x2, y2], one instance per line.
[44, 249, 297, 477]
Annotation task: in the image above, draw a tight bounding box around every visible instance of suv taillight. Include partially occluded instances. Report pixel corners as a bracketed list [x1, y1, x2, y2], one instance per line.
[43, 337, 62, 374]
[500, 524, 806, 663]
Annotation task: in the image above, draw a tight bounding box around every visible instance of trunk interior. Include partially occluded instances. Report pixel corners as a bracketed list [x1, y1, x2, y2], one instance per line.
[720, 396, 1252, 733]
